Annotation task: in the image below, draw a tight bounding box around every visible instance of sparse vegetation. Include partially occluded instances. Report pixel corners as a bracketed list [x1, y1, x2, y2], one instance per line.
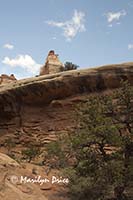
[4, 138, 16, 154]
[46, 134, 70, 169]
[22, 146, 41, 163]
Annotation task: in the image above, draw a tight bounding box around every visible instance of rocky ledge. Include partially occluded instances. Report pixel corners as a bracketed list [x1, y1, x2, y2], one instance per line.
[0, 62, 133, 106]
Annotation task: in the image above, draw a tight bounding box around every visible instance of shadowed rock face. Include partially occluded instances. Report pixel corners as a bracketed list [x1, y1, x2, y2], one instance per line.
[0, 62, 133, 151]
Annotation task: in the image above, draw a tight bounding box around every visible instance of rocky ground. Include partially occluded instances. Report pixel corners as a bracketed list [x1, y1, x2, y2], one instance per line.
[0, 153, 69, 200]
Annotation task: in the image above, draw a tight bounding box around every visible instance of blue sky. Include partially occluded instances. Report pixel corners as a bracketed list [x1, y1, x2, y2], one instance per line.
[0, 0, 133, 79]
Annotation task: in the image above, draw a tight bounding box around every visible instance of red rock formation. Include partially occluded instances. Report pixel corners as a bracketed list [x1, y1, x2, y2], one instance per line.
[0, 62, 132, 141]
[40, 50, 64, 75]
[0, 74, 17, 85]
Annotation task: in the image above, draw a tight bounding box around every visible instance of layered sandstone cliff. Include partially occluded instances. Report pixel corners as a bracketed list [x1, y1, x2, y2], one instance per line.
[0, 62, 132, 149]
[0, 62, 133, 140]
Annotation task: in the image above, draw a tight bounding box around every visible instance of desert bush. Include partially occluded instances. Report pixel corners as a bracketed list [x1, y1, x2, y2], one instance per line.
[64, 62, 79, 71]
[4, 138, 16, 153]
[22, 146, 40, 163]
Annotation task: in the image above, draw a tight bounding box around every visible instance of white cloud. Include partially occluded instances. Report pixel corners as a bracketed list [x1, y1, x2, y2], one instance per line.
[105, 10, 126, 23]
[2, 55, 41, 74]
[3, 43, 14, 50]
[46, 10, 86, 41]
[128, 44, 133, 50]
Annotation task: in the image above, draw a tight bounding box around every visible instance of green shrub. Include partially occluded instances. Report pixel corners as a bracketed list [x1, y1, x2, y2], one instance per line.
[22, 146, 40, 163]
[64, 62, 79, 71]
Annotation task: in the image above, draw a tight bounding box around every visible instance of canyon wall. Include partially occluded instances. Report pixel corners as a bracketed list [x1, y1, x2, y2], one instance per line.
[0, 62, 133, 154]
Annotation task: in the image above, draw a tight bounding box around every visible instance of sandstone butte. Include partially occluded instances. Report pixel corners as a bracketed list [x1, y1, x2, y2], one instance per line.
[0, 62, 133, 200]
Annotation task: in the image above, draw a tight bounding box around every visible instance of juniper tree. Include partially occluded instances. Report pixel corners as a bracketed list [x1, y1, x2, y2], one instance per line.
[47, 81, 133, 200]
